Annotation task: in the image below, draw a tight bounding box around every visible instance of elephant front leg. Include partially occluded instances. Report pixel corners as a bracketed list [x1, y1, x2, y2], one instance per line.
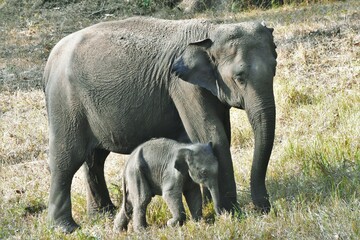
[173, 93, 238, 213]
[84, 149, 116, 215]
[184, 185, 202, 221]
[214, 143, 238, 212]
[163, 190, 186, 226]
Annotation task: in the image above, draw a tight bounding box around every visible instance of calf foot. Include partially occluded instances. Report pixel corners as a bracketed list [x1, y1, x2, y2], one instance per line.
[113, 211, 129, 232]
[133, 223, 147, 232]
[167, 217, 184, 227]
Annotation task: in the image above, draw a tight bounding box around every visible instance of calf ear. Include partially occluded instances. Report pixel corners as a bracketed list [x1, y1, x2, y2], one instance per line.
[171, 39, 219, 98]
[174, 149, 191, 175]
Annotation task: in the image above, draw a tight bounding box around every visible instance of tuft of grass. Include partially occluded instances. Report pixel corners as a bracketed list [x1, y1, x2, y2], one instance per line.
[145, 196, 173, 227]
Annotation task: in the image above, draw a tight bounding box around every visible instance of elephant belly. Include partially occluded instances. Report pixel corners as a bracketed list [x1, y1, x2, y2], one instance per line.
[89, 104, 184, 154]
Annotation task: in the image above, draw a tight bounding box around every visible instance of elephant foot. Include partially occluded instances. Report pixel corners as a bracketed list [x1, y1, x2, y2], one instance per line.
[52, 218, 80, 233]
[253, 198, 271, 214]
[113, 222, 127, 232]
[88, 203, 117, 217]
[113, 214, 129, 232]
[167, 217, 184, 227]
[133, 223, 147, 233]
[133, 226, 145, 232]
[219, 194, 239, 213]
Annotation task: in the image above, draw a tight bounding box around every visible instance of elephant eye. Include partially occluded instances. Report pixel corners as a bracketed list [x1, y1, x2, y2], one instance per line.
[234, 75, 246, 85]
[200, 170, 207, 178]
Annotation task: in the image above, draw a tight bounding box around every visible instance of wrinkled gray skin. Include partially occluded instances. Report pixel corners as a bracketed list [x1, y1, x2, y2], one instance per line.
[113, 138, 220, 232]
[44, 16, 277, 233]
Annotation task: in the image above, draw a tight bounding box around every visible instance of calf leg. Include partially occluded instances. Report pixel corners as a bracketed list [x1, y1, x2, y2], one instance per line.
[163, 190, 186, 226]
[114, 199, 133, 231]
[184, 185, 202, 221]
[129, 169, 152, 232]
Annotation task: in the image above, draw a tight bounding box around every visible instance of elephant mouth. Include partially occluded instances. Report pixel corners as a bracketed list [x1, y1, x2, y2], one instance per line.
[231, 100, 245, 110]
[221, 95, 244, 109]
[235, 103, 245, 110]
[234, 96, 245, 109]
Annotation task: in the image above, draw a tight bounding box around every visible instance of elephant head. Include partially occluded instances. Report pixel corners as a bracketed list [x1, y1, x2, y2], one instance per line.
[172, 22, 277, 212]
[175, 142, 221, 215]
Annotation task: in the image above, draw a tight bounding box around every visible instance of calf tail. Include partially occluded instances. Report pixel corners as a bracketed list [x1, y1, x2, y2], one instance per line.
[122, 172, 131, 220]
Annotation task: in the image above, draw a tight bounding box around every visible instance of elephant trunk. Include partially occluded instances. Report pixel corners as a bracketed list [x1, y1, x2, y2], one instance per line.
[246, 99, 275, 213]
[209, 182, 222, 215]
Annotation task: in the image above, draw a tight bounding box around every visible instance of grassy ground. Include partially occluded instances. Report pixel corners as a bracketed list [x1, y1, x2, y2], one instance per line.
[1, 0, 359, 239]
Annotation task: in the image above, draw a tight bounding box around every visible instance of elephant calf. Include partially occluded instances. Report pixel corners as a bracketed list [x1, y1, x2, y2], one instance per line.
[114, 138, 220, 232]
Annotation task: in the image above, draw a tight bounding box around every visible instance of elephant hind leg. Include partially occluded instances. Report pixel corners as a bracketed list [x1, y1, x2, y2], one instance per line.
[47, 133, 88, 233]
[83, 149, 116, 215]
[114, 200, 133, 232]
[48, 168, 81, 233]
[129, 170, 152, 232]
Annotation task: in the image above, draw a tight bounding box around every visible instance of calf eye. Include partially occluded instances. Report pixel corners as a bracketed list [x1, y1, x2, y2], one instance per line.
[200, 170, 208, 178]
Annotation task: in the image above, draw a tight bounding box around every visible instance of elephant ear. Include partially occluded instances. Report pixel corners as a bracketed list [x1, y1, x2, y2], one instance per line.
[174, 148, 191, 175]
[171, 39, 219, 97]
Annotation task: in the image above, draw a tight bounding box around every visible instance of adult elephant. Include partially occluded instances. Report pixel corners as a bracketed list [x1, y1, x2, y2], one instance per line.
[43, 17, 277, 232]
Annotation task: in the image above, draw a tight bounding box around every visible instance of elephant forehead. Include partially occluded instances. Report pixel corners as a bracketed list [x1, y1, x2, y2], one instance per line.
[212, 22, 264, 40]
[194, 151, 218, 164]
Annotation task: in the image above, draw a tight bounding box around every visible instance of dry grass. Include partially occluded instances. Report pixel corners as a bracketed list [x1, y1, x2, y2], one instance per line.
[1, 0, 359, 239]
